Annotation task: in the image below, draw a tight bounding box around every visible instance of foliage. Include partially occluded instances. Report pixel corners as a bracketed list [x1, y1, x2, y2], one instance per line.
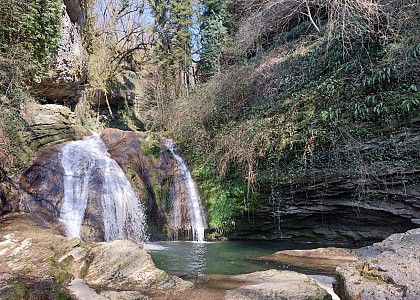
[168, 0, 420, 228]
[193, 163, 255, 233]
[197, 0, 231, 80]
[0, 0, 61, 69]
[0, 106, 31, 176]
[141, 134, 161, 158]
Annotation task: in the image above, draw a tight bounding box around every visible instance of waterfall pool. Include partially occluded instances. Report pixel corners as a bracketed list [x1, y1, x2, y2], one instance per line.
[145, 240, 344, 299]
[145, 240, 335, 277]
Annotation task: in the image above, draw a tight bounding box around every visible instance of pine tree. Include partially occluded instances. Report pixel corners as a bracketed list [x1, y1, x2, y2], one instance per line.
[197, 0, 230, 81]
[149, 0, 198, 99]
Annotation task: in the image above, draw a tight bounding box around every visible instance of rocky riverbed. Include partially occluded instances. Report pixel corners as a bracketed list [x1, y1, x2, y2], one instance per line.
[1, 212, 419, 299]
[0, 213, 192, 300]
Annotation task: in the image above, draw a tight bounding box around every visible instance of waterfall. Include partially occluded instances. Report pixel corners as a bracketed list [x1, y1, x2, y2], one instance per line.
[59, 133, 147, 242]
[166, 139, 206, 242]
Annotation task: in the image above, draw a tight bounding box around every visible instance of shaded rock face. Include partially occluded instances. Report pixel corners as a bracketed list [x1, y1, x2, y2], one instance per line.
[234, 122, 420, 243]
[34, 1, 87, 102]
[336, 228, 420, 300]
[234, 170, 419, 243]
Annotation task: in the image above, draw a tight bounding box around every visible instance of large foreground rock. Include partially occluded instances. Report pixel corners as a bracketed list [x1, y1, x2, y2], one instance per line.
[0, 214, 192, 300]
[336, 228, 420, 300]
[225, 269, 332, 300]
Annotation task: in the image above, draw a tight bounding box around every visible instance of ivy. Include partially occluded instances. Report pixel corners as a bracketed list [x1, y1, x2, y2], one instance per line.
[0, 0, 62, 68]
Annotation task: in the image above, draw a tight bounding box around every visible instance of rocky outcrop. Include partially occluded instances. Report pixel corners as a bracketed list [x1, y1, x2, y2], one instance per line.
[0, 214, 192, 300]
[225, 270, 332, 300]
[234, 119, 420, 242]
[21, 102, 88, 150]
[34, 0, 87, 102]
[17, 128, 203, 241]
[0, 102, 87, 217]
[336, 228, 420, 300]
[259, 247, 356, 275]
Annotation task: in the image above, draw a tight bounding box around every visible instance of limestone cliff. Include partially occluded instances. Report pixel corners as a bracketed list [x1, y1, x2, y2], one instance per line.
[34, 0, 87, 102]
[233, 118, 420, 243]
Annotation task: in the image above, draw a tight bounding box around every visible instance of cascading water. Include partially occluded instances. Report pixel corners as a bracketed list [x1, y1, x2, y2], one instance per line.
[59, 133, 147, 242]
[166, 139, 206, 242]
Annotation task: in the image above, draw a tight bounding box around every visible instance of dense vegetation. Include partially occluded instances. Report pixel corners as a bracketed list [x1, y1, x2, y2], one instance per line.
[0, 0, 419, 235]
[165, 0, 420, 233]
[0, 0, 62, 178]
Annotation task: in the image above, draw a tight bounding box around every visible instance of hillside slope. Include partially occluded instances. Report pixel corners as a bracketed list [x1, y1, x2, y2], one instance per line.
[169, 0, 420, 241]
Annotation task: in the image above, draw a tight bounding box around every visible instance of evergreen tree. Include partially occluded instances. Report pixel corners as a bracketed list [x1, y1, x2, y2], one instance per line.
[149, 0, 197, 98]
[197, 0, 230, 81]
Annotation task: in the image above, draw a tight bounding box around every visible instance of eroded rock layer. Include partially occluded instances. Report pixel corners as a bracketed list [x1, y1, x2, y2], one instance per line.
[234, 119, 420, 242]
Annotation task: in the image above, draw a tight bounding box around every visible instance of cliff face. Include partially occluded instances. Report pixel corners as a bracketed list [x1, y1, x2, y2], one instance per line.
[233, 119, 420, 242]
[170, 0, 419, 241]
[34, 0, 87, 102]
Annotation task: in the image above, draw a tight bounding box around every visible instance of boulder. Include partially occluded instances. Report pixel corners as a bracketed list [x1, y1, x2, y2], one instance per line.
[225, 269, 332, 300]
[0, 214, 192, 299]
[336, 228, 420, 300]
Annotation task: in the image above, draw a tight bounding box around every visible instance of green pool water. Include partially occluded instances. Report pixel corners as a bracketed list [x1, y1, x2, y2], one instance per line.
[145, 240, 323, 277]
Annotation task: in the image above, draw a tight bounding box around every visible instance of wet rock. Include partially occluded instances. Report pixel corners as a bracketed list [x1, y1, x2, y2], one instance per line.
[225, 269, 332, 300]
[336, 228, 420, 300]
[100, 128, 205, 240]
[259, 247, 356, 275]
[16, 127, 205, 241]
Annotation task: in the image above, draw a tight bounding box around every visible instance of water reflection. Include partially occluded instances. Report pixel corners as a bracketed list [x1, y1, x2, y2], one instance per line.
[146, 240, 288, 277]
[188, 242, 207, 276]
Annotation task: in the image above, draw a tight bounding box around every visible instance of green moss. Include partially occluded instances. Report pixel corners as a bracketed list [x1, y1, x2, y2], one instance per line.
[192, 162, 256, 234]
[356, 262, 388, 284]
[1, 278, 28, 300]
[56, 293, 72, 300]
[141, 135, 161, 158]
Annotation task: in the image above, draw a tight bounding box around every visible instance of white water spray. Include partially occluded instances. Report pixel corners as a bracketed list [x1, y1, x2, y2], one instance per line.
[59, 133, 147, 242]
[166, 139, 206, 242]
